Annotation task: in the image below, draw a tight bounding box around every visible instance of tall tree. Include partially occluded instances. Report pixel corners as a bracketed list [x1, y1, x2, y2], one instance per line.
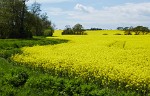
[117, 27, 124, 30]
[0, 0, 53, 38]
[0, 0, 13, 38]
[133, 26, 143, 35]
[29, 2, 53, 36]
[141, 27, 149, 35]
[0, 0, 32, 38]
[124, 26, 133, 35]
[30, 1, 42, 36]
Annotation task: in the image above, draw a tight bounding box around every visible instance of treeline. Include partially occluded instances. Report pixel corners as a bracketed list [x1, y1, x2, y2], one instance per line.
[0, 0, 54, 39]
[62, 24, 86, 35]
[117, 26, 150, 35]
[86, 28, 103, 30]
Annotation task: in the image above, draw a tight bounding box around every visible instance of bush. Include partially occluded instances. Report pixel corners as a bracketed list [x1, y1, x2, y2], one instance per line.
[9, 69, 29, 87]
[44, 29, 54, 37]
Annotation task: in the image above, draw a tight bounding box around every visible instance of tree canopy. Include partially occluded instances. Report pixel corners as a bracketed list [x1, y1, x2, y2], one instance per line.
[0, 0, 54, 39]
[117, 26, 150, 35]
[62, 24, 86, 35]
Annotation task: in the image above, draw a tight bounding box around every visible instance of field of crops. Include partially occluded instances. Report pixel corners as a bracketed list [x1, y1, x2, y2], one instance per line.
[12, 30, 150, 94]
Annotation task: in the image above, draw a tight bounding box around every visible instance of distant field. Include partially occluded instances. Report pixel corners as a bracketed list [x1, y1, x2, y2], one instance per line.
[12, 30, 150, 95]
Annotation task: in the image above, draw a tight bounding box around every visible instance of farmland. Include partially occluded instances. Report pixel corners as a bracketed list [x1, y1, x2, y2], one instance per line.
[11, 30, 150, 95]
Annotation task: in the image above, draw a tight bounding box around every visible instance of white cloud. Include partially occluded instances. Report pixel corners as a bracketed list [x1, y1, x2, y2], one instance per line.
[27, 2, 150, 29]
[74, 4, 96, 13]
[69, 3, 150, 28]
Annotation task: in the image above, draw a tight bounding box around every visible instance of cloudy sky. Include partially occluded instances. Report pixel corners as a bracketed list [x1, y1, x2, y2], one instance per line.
[26, 0, 150, 29]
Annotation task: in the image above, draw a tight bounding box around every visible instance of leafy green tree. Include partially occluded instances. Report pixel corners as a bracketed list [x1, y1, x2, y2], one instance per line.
[133, 26, 143, 35]
[44, 27, 54, 37]
[0, 0, 32, 38]
[132, 26, 149, 35]
[0, 0, 14, 38]
[117, 27, 124, 30]
[62, 25, 73, 35]
[0, 0, 53, 38]
[124, 26, 149, 35]
[141, 27, 149, 35]
[123, 27, 129, 31]
[62, 24, 85, 35]
[30, 1, 53, 36]
[72, 23, 85, 35]
[124, 26, 133, 35]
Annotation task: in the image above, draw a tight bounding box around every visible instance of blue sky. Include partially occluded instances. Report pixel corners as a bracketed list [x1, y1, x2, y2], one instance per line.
[27, 0, 150, 29]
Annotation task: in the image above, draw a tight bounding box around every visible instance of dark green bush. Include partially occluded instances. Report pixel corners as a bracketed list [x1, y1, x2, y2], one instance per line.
[9, 69, 29, 87]
[44, 29, 54, 37]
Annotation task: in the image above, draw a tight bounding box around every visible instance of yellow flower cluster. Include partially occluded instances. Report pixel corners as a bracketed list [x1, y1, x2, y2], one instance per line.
[12, 30, 150, 92]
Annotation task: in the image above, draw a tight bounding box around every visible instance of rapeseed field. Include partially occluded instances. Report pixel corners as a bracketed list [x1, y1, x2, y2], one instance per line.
[12, 30, 150, 94]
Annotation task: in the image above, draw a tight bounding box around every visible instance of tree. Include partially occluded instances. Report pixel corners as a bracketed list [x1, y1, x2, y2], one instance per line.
[133, 26, 143, 35]
[62, 24, 86, 35]
[44, 26, 54, 37]
[72, 23, 85, 35]
[123, 27, 129, 31]
[29, 2, 53, 36]
[124, 26, 133, 35]
[30, 1, 41, 16]
[123, 26, 149, 35]
[0, 0, 15, 38]
[0, 0, 32, 39]
[30, 1, 42, 36]
[0, 0, 54, 38]
[20, 0, 29, 38]
[141, 27, 149, 35]
[117, 27, 124, 30]
[62, 25, 73, 35]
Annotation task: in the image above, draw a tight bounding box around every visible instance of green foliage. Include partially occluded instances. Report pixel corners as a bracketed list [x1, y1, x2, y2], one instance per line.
[73, 23, 85, 35]
[0, 0, 53, 39]
[0, 0, 32, 39]
[124, 30, 132, 35]
[123, 26, 150, 35]
[44, 28, 54, 37]
[29, 2, 53, 36]
[62, 28, 74, 35]
[62, 24, 86, 35]
[9, 69, 28, 87]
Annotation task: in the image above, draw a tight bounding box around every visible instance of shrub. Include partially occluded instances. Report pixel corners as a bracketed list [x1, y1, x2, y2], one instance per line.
[9, 69, 29, 87]
[44, 29, 54, 37]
